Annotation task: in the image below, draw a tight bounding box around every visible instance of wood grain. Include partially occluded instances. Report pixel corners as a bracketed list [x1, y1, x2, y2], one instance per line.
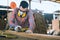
[4, 30, 60, 40]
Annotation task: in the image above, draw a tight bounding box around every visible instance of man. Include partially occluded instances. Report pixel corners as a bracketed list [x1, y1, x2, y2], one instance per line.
[9, 1, 35, 33]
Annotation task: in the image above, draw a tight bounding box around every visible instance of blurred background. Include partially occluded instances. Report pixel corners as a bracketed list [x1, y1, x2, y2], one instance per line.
[0, 0, 60, 36]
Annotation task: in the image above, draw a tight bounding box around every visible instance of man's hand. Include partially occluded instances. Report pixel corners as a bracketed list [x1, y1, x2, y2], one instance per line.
[25, 29, 33, 33]
[14, 25, 22, 32]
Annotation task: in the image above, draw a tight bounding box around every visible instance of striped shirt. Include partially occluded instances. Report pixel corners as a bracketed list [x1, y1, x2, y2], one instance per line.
[9, 8, 35, 31]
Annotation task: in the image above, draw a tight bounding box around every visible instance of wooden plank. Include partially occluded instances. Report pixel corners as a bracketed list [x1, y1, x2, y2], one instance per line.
[51, 0, 60, 3]
[4, 30, 60, 40]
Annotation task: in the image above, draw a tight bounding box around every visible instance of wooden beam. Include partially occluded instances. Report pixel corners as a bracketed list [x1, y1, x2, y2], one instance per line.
[51, 0, 60, 3]
[4, 30, 60, 40]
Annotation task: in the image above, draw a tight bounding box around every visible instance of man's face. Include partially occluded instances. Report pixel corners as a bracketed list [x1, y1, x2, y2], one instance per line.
[19, 6, 28, 12]
[18, 6, 28, 18]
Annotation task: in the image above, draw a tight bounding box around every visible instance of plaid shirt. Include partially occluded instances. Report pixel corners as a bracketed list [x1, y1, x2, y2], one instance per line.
[9, 8, 35, 31]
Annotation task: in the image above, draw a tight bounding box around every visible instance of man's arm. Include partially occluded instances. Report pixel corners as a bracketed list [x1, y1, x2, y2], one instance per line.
[9, 9, 16, 28]
[28, 10, 35, 31]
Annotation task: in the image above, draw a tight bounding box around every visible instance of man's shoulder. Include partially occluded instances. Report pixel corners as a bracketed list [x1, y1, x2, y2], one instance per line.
[13, 8, 19, 14]
[28, 9, 32, 12]
[14, 8, 19, 11]
[27, 9, 33, 14]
